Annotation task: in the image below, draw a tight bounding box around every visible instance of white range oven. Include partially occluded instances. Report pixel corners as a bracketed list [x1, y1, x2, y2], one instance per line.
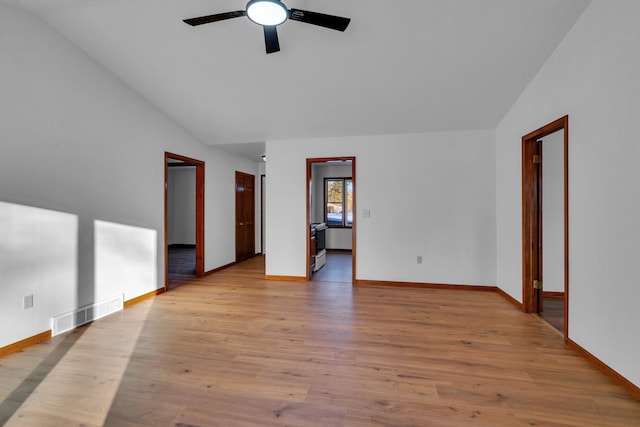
[311, 223, 327, 272]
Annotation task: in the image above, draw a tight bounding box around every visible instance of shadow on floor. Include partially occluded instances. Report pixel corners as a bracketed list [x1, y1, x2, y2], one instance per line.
[0, 327, 86, 424]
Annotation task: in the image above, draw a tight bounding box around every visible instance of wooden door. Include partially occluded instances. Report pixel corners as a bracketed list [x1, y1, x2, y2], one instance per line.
[522, 116, 568, 324]
[522, 138, 543, 312]
[235, 171, 255, 262]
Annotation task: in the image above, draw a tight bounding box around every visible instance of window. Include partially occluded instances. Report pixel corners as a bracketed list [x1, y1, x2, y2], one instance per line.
[325, 178, 353, 227]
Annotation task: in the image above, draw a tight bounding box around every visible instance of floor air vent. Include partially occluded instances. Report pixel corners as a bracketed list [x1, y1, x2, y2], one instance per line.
[51, 294, 124, 336]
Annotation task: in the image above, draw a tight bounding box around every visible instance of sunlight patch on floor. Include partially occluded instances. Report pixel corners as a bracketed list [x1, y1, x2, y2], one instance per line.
[3, 300, 154, 427]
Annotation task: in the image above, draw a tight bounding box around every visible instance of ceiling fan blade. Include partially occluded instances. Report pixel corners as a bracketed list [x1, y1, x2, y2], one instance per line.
[288, 9, 350, 31]
[263, 26, 280, 54]
[183, 10, 246, 26]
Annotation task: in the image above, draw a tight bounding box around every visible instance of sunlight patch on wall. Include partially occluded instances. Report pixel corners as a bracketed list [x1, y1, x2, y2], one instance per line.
[94, 220, 157, 302]
[0, 201, 78, 348]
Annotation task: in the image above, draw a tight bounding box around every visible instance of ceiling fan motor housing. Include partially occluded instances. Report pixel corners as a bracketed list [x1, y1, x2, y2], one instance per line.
[246, 0, 289, 26]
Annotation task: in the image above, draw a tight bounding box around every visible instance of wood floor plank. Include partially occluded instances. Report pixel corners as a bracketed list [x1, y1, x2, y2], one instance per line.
[1, 255, 639, 426]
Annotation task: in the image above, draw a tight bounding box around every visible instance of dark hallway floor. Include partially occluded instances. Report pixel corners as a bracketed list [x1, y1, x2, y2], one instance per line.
[539, 296, 564, 334]
[167, 244, 196, 290]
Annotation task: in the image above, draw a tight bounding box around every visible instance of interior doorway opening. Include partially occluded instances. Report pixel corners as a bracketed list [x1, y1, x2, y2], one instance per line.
[521, 116, 568, 338]
[306, 157, 356, 283]
[165, 152, 205, 290]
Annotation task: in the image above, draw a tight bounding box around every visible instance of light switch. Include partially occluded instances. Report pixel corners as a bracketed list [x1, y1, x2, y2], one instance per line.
[362, 209, 371, 218]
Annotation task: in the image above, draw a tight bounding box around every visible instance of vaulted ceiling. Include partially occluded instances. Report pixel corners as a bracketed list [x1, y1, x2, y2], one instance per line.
[5, 0, 590, 160]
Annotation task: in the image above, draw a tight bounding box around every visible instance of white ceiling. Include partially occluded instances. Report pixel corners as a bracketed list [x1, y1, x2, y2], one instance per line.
[4, 0, 590, 161]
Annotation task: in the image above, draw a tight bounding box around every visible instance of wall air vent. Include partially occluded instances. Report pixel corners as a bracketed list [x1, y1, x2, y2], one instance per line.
[51, 294, 124, 336]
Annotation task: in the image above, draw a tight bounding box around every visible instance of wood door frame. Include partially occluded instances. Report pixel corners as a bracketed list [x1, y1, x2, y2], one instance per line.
[164, 152, 205, 290]
[260, 174, 265, 255]
[306, 157, 356, 283]
[521, 116, 569, 339]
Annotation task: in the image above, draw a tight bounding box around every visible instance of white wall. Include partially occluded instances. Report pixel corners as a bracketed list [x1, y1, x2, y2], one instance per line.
[0, 5, 258, 348]
[326, 229, 353, 251]
[496, 0, 640, 387]
[167, 167, 196, 245]
[311, 163, 353, 250]
[542, 131, 565, 293]
[266, 130, 496, 284]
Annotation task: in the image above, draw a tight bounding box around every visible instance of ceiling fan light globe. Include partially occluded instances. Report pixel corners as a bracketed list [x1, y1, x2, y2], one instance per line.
[246, 0, 288, 26]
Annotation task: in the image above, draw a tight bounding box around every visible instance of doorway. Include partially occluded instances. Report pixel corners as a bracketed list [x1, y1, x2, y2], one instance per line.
[164, 152, 205, 290]
[235, 171, 256, 263]
[306, 157, 356, 283]
[521, 116, 568, 338]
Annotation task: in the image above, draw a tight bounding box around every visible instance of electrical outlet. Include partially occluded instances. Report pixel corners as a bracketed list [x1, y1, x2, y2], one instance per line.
[24, 294, 34, 309]
[417, 256, 423, 264]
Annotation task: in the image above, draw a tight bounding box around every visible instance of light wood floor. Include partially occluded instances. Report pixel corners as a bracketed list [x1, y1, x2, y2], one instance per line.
[1, 256, 639, 426]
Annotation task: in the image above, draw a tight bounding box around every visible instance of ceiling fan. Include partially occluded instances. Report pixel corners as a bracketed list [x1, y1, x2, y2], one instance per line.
[183, 0, 351, 54]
